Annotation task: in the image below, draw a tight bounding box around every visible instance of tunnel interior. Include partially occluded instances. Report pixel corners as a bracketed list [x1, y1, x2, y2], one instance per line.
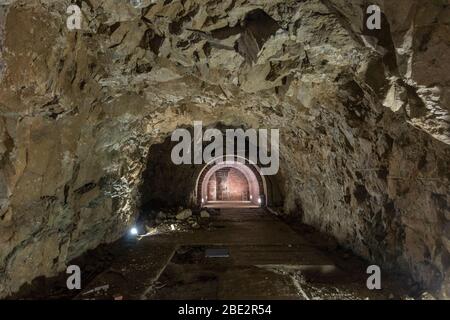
[0, 0, 449, 300]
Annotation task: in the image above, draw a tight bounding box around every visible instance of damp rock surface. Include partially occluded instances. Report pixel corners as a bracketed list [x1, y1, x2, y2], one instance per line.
[0, 0, 449, 298]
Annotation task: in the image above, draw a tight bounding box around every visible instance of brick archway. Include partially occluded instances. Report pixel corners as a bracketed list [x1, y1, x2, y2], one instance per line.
[196, 156, 266, 207]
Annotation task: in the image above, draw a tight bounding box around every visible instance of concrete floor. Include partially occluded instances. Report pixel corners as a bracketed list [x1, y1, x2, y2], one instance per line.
[75, 208, 412, 300]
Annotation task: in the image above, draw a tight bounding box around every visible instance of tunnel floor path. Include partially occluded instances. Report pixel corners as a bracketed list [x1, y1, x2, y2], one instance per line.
[76, 208, 412, 300]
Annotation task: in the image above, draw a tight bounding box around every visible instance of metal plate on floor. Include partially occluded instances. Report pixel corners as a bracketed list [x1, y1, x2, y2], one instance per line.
[205, 248, 229, 258]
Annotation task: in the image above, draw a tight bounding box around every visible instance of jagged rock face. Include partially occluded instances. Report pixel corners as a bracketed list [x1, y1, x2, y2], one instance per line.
[0, 0, 448, 298]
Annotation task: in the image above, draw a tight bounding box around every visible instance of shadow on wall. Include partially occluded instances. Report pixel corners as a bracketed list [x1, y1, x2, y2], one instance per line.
[139, 136, 202, 211]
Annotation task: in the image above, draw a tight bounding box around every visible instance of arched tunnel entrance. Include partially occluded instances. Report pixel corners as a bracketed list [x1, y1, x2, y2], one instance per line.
[196, 157, 267, 208]
[139, 131, 284, 213]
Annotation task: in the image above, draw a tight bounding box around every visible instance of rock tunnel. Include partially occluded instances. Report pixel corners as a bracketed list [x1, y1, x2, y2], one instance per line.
[0, 0, 449, 300]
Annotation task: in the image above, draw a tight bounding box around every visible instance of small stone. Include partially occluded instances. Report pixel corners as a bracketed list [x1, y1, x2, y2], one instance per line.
[192, 222, 200, 229]
[420, 292, 436, 300]
[176, 209, 192, 220]
[200, 211, 210, 218]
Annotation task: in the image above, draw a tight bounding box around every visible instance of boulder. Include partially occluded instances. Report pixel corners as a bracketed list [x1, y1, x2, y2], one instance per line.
[176, 209, 192, 220]
[200, 211, 210, 218]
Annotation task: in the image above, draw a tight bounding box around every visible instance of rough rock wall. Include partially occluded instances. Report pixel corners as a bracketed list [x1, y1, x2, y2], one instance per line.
[0, 0, 448, 297]
[327, 0, 450, 144]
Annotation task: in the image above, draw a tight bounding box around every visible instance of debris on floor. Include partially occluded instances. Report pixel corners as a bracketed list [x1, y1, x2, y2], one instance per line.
[11, 208, 425, 300]
[81, 284, 110, 297]
[200, 210, 210, 218]
[176, 209, 192, 220]
[138, 207, 214, 237]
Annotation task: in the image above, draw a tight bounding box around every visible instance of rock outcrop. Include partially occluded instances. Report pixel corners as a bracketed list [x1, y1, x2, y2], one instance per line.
[0, 0, 449, 298]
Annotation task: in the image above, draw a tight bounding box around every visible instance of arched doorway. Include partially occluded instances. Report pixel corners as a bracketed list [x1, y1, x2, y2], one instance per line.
[196, 157, 267, 208]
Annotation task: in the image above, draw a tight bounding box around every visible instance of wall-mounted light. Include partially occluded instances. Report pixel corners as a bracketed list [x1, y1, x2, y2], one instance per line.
[130, 227, 138, 236]
[250, 195, 253, 200]
[258, 197, 262, 204]
[201, 198, 205, 203]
